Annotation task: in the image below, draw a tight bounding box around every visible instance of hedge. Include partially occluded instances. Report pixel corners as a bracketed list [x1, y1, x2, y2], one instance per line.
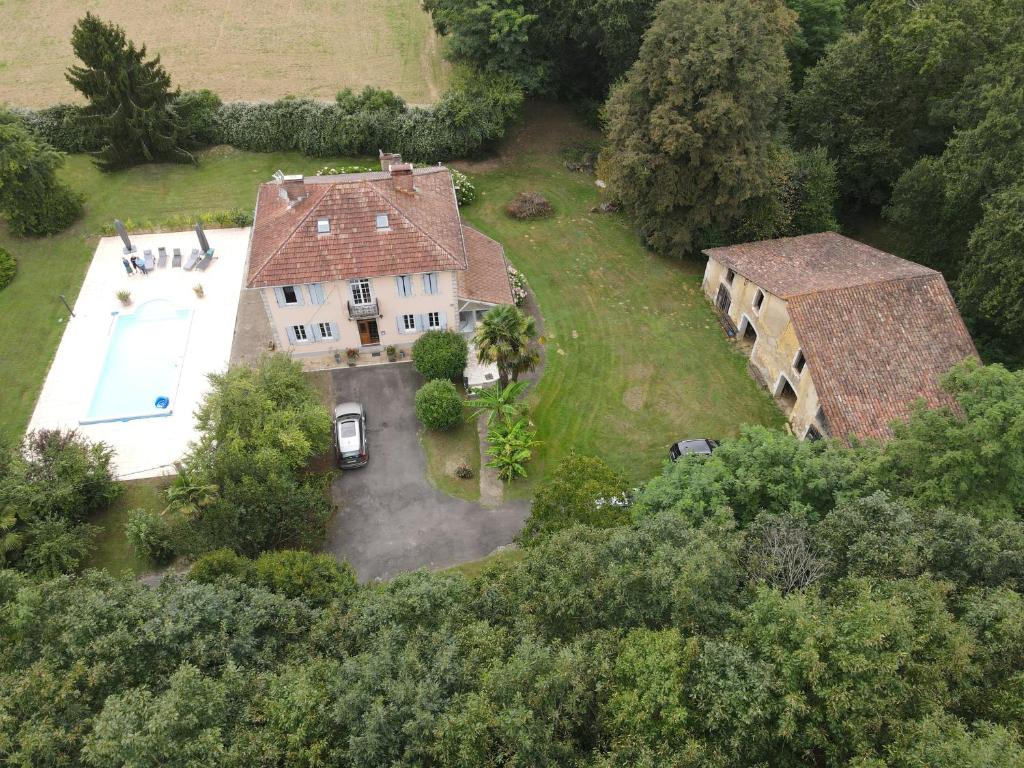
[0, 248, 16, 291]
[14, 74, 524, 165]
[98, 208, 253, 236]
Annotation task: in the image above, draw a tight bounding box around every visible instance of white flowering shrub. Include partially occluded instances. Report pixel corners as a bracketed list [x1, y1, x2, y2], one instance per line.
[508, 265, 528, 306]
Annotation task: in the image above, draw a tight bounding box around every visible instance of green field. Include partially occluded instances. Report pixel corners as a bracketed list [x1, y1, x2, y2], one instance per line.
[85, 476, 170, 576]
[0, 0, 447, 107]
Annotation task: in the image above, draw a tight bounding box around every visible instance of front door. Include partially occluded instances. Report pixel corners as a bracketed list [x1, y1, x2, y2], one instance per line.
[357, 319, 380, 346]
[715, 284, 732, 314]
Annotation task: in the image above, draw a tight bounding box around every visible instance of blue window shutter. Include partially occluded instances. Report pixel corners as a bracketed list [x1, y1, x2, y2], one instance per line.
[329, 322, 338, 339]
[304, 324, 314, 341]
[274, 287, 286, 307]
[295, 287, 305, 307]
[396, 316, 404, 334]
[439, 312, 447, 329]
[285, 325, 296, 344]
[309, 283, 325, 305]
[417, 314, 427, 331]
[311, 322, 322, 342]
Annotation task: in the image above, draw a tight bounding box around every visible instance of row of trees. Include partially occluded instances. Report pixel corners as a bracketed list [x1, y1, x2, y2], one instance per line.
[1, 361, 1022, 764]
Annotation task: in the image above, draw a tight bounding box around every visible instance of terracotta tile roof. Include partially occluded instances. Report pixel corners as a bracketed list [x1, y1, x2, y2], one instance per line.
[247, 167, 469, 288]
[704, 232, 935, 299]
[458, 226, 514, 306]
[789, 274, 977, 440]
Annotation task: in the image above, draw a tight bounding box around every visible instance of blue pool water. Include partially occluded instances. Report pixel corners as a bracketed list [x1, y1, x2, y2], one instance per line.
[81, 300, 194, 424]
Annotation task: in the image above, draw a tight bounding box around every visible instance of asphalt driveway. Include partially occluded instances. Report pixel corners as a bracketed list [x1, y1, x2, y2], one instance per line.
[323, 363, 529, 581]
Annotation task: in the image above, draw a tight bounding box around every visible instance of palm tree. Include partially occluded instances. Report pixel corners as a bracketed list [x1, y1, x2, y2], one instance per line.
[473, 305, 540, 388]
[164, 468, 219, 520]
[485, 418, 541, 483]
[467, 381, 530, 427]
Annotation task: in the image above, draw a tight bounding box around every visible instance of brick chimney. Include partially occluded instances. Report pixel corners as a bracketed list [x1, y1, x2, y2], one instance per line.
[277, 174, 307, 205]
[392, 163, 415, 194]
[379, 150, 402, 172]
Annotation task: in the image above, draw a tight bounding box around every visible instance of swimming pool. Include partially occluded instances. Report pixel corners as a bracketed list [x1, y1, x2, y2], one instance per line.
[81, 300, 194, 424]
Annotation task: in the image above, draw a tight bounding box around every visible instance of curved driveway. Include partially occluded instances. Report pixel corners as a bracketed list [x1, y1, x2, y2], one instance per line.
[323, 363, 529, 581]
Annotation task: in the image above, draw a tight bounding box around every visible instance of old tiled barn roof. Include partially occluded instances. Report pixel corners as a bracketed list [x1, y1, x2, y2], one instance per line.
[246, 165, 512, 306]
[704, 233, 978, 440]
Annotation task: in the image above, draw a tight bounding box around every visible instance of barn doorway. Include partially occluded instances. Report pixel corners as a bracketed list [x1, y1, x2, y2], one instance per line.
[715, 284, 731, 314]
[775, 376, 798, 413]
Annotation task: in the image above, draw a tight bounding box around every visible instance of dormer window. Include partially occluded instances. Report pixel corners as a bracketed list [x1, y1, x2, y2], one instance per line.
[375, 213, 389, 230]
[316, 218, 330, 234]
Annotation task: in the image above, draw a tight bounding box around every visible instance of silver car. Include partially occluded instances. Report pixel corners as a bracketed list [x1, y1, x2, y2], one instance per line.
[334, 402, 367, 468]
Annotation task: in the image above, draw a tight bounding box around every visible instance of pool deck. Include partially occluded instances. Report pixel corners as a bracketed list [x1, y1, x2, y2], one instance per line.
[28, 229, 251, 480]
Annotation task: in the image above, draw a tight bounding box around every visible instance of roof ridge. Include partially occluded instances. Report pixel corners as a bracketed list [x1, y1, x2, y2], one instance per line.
[787, 270, 942, 302]
[369, 180, 466, 271]
[248, 184, 331, 284]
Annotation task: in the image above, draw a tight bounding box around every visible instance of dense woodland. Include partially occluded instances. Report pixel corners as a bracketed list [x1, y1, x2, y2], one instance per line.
[2, 2, 1024, 765]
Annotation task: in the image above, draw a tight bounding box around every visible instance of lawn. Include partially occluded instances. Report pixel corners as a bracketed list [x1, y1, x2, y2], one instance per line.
[0, 147, 364, 442]
[0, 0, 447, 107]
[458, 105, 784, 485]
[420, 405, 481, 502]
[85, 476, 171, 576]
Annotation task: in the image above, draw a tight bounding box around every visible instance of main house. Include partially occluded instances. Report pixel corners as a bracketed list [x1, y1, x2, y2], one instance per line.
[245, 152, 514, 360]
[702, 232, 978, 441]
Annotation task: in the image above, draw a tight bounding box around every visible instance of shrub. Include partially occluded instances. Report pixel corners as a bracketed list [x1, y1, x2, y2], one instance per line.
[0, 248, 16, 291]
[415, 380, 465, 431]
[485, 417, 540, 482]
[175, 89, 223, 147]
[125, 508, 176, 566]
[19, 517, 97, 577]
[506, 191, 554, 219]
[98, 208, 253, 236]
[252, 550, 358, 608]
[455, 462, 474, 479]
[507, 265, 528, 306]
[9, 103, 98, 153]
[412, 330, 469, 381]
[190, 548, 253, 582]
[450, 168, 476, 206]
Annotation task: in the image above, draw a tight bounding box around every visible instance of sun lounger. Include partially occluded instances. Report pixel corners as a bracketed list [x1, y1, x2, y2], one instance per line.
[143, 250, 156, 271]
[183, 248, 200, 271]
[196, 251, 215, 271]
[157, 247, 168, 268]
[172, 248, 182, 268]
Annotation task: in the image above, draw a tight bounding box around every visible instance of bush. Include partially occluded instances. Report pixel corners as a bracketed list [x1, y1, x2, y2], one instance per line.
[415, 380, 465, 431]
[506, 191, 554, 219]
[455, 462, 474, 479]
[9, 103, 98, 153]
[450, 168, 476, 206]
[98, 209, 253, 236]
[19, 517, 97, 577]
[175, 89, 223, 147]
[125, 508, 177, 566]
[189, 548, 253, 582]
[412, 330, 469, 381]
[507, 265, 528, 306]
[252, 550, 358, 608]
[0, 248, 16, 291]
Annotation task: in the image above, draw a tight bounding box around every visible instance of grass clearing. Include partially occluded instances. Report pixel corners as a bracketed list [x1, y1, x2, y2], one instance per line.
[0, 0, 447, 107]
[85, 476, 171, 576]
[446, 546, 525, 578]
[459, 104, 784, 486]
[420, 407, 481, 502]
[0, 147, 365, 442]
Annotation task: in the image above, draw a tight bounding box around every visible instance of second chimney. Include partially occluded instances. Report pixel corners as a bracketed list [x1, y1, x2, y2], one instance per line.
[379, 150, 402, 172]
[392, 163, 414, 194]
[278, 174, 307, 205]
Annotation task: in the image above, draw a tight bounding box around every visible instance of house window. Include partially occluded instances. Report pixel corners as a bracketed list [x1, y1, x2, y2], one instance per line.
[291, 324, 308, 342]
[726, 268, 736, 284]
[282, 285, 299, 305]
[350, 279, 372, 305]
[401, 313, 416, 333]
[396, 275, 412, 297]
[753, 288, 764, 312]
[423, 272, 439, 295]
[318, 322, 334, 340]
[793, 349, 806, 375]
[375, 213, 389, 230]
[316, 218, 330, 234]
[427, 311, 441, 329]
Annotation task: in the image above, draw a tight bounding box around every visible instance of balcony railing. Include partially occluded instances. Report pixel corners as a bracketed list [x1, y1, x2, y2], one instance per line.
[348, 298, 380, 320]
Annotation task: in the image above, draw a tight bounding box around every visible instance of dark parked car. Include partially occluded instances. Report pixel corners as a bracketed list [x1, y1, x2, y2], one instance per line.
[335, 402, 367, 468]
[669, 438, 719, 462]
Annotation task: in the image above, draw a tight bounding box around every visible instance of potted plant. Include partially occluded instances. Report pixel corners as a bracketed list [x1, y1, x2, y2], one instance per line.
[193, 283, 204, 298]
[116, 290, 131, 306]
[386, 344, 397, 362]
[346, 348, 360, 366]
